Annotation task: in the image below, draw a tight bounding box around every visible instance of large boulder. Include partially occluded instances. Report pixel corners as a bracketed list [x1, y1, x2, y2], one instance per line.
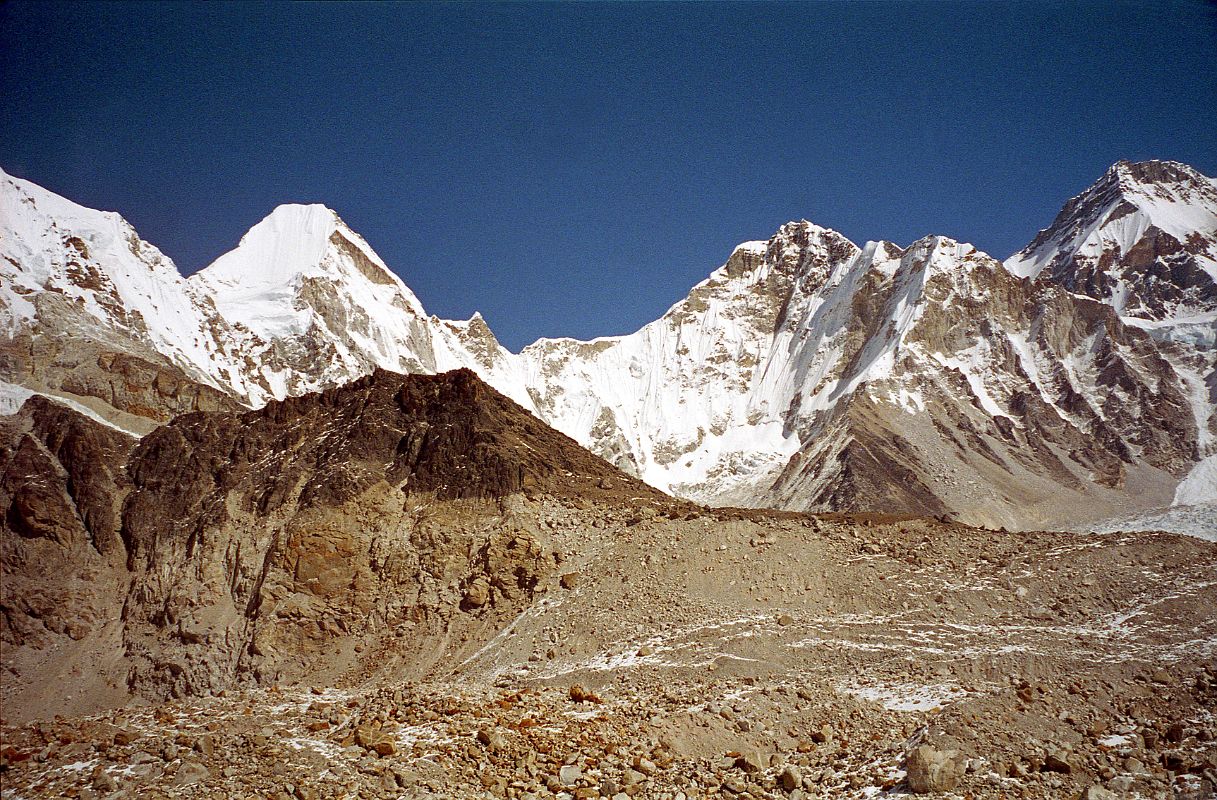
[906, 745, 964, 794]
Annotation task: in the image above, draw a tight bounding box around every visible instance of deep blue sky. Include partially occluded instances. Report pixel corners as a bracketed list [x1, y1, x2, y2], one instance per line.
[3, 1, 1215, 351]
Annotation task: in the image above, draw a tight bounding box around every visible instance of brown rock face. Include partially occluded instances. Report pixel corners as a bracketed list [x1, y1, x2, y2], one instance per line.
[1, 397, 135, 650]
[117, 369, 664, 698]
[2, 368, 671, 712]
[0, 332, 240, 428]
[60, 350, 240, 421]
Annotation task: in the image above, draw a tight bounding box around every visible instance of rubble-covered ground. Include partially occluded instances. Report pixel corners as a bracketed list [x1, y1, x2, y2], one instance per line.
[3, 512, 1216, 799]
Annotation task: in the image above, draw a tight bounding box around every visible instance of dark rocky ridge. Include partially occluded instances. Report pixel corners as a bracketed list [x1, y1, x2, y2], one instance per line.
[123, 367, 664, 567]
[2, 368, 674, 716]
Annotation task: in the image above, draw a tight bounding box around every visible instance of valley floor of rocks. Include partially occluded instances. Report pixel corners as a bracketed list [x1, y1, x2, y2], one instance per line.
[3, 512, 1217, 800]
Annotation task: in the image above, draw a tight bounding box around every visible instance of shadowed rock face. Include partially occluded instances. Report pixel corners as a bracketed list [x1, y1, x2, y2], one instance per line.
[124, 367, 653, 535]
[2, 369, 674, 712]
[1, 397, 136, 651]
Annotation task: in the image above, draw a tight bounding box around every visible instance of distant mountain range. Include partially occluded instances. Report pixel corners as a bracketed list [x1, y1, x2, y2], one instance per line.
[3, 159, 1215, 529]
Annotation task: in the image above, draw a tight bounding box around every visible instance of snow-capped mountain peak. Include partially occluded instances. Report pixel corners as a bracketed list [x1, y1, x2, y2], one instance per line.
[1006, 159, 1217, 288]
[182, 202, 539, 410]
[1003, 155, 1217, 431]
[1, 168, 191, 327]
[1003, 159, 1217, 472]
[198, 203, 342, 285]
[0, 168, 248, 400]
[192, 203, 426, 320]
[1112, 158, 1216, 199]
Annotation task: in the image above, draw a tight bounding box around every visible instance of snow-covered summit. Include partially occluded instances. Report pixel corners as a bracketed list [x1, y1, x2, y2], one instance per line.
[199, 204, 344, 285]
[196, 204, 415, 295]
[185, 203, 537, 407]
[192, 203, 427, 332]
[2, 168, 191, 329]
[1006, 159, 1217, 295]
[1005, 160, 1217, 480]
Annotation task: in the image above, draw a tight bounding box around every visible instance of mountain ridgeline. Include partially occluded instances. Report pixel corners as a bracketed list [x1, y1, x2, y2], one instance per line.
[2, 160, 1215, 529]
